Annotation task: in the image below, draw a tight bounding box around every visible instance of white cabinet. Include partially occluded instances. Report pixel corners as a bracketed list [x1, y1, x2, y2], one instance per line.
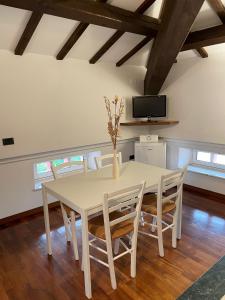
[135, 142, 166, 168]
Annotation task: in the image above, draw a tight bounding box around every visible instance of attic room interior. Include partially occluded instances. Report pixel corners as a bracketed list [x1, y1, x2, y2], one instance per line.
[1, 0, 225, 299]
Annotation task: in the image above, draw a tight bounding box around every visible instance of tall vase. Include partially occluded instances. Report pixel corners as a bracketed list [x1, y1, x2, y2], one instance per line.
[112, 148, 120, 179]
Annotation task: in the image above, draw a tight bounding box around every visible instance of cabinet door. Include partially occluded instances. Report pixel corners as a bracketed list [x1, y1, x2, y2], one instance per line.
[135, 144, 166, 168]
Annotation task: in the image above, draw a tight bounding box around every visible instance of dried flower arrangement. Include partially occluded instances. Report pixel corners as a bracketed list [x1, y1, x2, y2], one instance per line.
[104, 96, 124, 150]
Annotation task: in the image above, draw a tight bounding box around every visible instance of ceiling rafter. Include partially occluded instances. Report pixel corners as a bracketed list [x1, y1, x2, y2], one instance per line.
[0, 0, 160, 36]
[207, 0, 225, 23]
[56, 23, 89, 60]
[116, 36, 154, 67]
[15, 11, 43, 55]
[56, 0, 107, 60]
[144, 0, 204, 95]
[115, 0, 164, 68]
[89, 0, 157, 64]
[182, 24, 225, 50]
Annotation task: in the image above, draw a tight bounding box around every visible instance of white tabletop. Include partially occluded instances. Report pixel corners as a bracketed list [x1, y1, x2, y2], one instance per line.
[43, 161, 172, 213]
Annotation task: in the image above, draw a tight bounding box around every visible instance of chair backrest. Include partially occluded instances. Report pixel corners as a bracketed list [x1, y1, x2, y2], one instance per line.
[156, 167, 187, 216]
[51, 160, 88, 179]
[95, 152, 122, 169]
[103, 181, 145, 242]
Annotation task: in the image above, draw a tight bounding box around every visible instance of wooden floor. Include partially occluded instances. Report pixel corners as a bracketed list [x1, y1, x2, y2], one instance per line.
[1, 191, 225, 300]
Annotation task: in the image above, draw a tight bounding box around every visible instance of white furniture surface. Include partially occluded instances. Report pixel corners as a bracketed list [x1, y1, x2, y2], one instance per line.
[95, 152, 122, 169]
[42, 161, 180, 299]
[135, 142, 166, 168]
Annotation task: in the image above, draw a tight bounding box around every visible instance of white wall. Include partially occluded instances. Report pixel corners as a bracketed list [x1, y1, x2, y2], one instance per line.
[0, 139, 135, 219]
[0, 50, 148, 159]
[149, 54, 225, 145]
[153, 54, 225, 195]
[166, 138, 225, 194]
[2, 50, 225, 219]
[0, 50, 149, 218]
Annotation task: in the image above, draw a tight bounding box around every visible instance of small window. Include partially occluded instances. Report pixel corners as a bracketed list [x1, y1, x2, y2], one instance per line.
[193, 150, 225, 170]
[212, 154, 225, 166]
[196, 151, 211, 163]
[33, 151, 101, 190]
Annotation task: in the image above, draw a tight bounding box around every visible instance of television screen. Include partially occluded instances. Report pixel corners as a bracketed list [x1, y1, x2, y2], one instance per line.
[132, 95, 166, 118]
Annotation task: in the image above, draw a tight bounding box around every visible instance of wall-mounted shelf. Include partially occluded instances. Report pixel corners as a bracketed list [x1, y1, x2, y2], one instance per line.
[120, 120, 179, 126]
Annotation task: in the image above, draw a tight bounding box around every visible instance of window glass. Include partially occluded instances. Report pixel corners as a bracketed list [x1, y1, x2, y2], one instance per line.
[52, 158, 69, 167]
[196, 151, 211, 162]
[36, 161, 51, 174]
[70, 155, 83, 162]
[34, 151, 101, 190]
[213, 154, 225, 166]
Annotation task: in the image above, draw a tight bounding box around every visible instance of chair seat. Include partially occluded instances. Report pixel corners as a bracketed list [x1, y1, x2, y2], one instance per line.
[88, 211, 134, 240]
[142, 193, 176, 215]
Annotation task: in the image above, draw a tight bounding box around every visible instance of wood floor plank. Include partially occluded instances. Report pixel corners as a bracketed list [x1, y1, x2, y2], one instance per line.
[0, 191, 225, 299]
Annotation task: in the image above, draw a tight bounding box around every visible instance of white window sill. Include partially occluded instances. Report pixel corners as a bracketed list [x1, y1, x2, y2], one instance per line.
[188, 165, 225, 180]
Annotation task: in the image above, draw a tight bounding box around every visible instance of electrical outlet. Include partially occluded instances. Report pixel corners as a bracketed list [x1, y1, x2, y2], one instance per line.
[2, 137, 14, 146]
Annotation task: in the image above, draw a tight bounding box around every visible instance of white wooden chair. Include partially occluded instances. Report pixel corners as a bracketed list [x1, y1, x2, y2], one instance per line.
[87, 181, 145, 289]
[95, 152, 122, 169]
[139, 168, 186, 257]
[51, 160, 88, 261]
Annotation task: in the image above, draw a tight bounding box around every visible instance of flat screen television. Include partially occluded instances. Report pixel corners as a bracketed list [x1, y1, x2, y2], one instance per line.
[132, 95, 166, 119]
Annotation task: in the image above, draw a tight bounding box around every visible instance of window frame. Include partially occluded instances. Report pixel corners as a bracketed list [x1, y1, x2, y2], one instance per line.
[192, 150, 225, 170]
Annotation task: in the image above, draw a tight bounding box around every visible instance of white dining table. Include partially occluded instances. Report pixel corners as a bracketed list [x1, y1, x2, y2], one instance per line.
[42, 161, 182, 299]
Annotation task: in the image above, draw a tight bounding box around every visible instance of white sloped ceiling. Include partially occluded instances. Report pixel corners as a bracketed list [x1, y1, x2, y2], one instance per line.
[0, 0, 225, 66]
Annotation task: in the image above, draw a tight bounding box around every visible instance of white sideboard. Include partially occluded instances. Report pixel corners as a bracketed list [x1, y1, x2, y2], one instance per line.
[135, 142, 166, 168]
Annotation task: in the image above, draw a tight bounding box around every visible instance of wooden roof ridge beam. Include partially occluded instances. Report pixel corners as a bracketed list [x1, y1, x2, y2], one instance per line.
[89, 0, 157, 64]
[15, 11, 43, 55]
[0, 0, 160, 36]
[144, 0, 204, 95]
[56, 0, 107, 60]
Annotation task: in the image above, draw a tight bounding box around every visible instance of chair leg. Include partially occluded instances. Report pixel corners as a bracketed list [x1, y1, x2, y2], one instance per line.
[114, 239, 120, 255]
[106, 243, 117, 289]
[61, 203, 71, 242]
[157, 218, 164, 257]
[70, 211, 79, 261]
[140, 211, 145, 226]
[151, 216, 157, 233]
[172, 210, 178, 248]
[130, 236, 137, 278]
[172, 221, 177, 248]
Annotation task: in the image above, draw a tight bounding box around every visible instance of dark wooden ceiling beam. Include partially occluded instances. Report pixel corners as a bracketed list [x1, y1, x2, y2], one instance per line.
[0, 0, 160, 36]
[89, 0, 157, 64]
[15, 11, 43, 55]
[195, 47, 208, 58]
[144, 0, 204, 95]
[207, 0, 225, 24]
[56, 23, 88, 60]
[115, 0, 165, 68]
[116, 36, 154, 67]
[182, 24, 225, 50]
[56, 0, 107, 60]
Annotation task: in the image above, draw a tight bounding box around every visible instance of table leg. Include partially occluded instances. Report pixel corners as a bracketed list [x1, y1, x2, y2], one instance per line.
[42, 186, 52, 255]
[177, 188, 183, 239]
[81, 210, 92, 299]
